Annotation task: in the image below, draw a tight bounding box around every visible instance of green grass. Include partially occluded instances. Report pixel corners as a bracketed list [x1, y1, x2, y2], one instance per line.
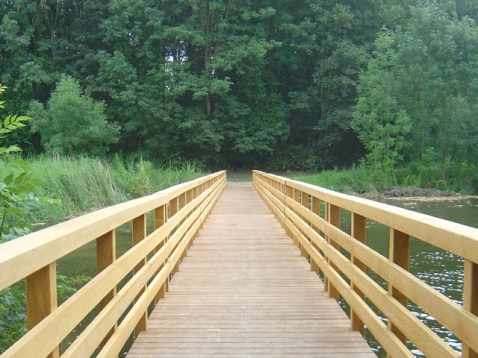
[291, 164, 478, 195]
[290, 167, 382, 194]
[29, 155, 206, 224]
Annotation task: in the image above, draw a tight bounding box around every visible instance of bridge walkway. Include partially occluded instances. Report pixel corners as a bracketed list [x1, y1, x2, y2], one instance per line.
[127, 183, 375, 357]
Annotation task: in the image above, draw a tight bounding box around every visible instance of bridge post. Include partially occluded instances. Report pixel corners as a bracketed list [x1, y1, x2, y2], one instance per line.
[186, 189, 195, 249]
[154, 205, 168, 303]
[132, 214, 148, 338]
[388, 229, 409, 347]
[26, 263, 59, 358]
[291, 188, 301, 248]
[310, 197, 321, 274]
[300, 192, 309, 259]
[179, 192, 187, 260]
[169, 196, 180, 276]
[326, 203, 340, 301]
[463, 260, 478, 358]
[350, 213, 366, 336]
[280, 181, 287, 228]
[285, 185, 294, 239]
[97, 230, 117, 345]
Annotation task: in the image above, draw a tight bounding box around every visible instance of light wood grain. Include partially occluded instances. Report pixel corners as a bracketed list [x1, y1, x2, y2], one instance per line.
[127, 184, 374, 358]
[1, 172, 225, 358]
[0, 171, 226, 291]
[254, 170, 478, 357]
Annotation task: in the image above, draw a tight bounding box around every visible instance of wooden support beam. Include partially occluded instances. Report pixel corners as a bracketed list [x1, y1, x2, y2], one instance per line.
[388, 228, 410, 347]
[97, 230, 117, 346]
[26, 263, 59, 358]
[154, 205, 168, 303]
[326, 203, 340, 301]
[310, 196, 321, 274]
[300, 192, 309, 259]
[132, 214, 147, 338]
[463, 260, 478, 358]
[286, 185, 294, 239]
[351, 213, 366, 336]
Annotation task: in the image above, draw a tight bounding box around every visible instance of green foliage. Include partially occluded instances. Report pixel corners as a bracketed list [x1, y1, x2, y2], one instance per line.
[0, 285, 26, 353]
[1, 0, 478, 179]
[0, 274, 90, 353]
[0, 84, 60, 242]
[29, 75, 120, 156]
[352, 32, 412, 175]
[294, 164, 381, 194]
[0, 83, 73, 354]
[353, 3, 478, 186]
[29, 155, 206, 223]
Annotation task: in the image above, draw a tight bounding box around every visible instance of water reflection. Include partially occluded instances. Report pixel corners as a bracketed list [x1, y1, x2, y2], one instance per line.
[361, 198, 478, 357]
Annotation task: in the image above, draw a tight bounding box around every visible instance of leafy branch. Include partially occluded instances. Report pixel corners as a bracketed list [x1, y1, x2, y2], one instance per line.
[0, 83, 60, 242]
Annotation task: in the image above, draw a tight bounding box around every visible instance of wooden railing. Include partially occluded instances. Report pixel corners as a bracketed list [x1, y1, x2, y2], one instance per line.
[253, 170, 478, 358]
[0, 171, 226, 358]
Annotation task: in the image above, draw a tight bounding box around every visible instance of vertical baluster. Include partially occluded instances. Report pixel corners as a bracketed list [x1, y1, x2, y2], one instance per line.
[26, 263, 59, 358]
[300, 192, 309, 258]
[286, 185, 294, 239]
[292, 188, 301, 248]
[389, 228, 409, 346]
[186, 189, 196, 249]
[280, 182, 287, 229]
[133, 214, 147, 338]
[169, 195, 179, 276]
[351, 213, 366, 336]
[179, 192, 188, 257]
[169, 196, 180, 279]
[463, 260, 478, 358]
[154, 205, 168, 303]
[97, 230, 117, 345]
[326, 203, 340, 301]
[310, 196, 321, 274]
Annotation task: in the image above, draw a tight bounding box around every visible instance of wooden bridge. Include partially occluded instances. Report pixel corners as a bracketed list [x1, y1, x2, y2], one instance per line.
[1, 171, 477, 357]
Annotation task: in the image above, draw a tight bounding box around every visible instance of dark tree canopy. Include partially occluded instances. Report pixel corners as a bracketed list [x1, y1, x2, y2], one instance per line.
[1, 0, 477, 171]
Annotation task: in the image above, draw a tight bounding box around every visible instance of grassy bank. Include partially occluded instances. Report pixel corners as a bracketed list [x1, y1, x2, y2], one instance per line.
[291, 165, 478, 195]
[29, 155, 206, 224]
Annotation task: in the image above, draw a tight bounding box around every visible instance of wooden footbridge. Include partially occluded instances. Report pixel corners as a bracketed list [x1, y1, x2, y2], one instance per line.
[1, 171, 478, 357]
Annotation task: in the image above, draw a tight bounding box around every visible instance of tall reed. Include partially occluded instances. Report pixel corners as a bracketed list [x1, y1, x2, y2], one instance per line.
[29, 155, 206, 223]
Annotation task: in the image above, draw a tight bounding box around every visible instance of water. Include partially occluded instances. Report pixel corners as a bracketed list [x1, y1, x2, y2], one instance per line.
[360, 198, 478, 356]
[54, 221, 132, 354]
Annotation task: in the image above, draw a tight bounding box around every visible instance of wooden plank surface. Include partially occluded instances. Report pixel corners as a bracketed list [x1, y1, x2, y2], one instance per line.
[127, 183, 375, 357]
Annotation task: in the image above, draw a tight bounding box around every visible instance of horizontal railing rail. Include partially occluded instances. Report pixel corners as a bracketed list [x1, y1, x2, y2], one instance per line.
[0, 171, 226, 358]
[253, 170, 478, 358]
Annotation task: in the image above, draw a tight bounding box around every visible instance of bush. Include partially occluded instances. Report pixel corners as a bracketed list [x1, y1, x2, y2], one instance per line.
[29, 75, 120, 156]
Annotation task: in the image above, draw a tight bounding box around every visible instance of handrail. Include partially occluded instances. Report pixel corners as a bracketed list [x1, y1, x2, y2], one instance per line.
[253, 170, 478, 358]
[0, 171, 226, 357]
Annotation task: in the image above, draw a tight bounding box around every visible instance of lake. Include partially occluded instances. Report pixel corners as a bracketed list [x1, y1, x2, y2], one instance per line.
[360, 197, 478, 356]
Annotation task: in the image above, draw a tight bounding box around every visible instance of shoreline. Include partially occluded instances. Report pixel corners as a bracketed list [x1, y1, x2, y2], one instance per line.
[355, 186, 478, 203]
[382, 195, 478, 202]
[358, 193, 478, 203]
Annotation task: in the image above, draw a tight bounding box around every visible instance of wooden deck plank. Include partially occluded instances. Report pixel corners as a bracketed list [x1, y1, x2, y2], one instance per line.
[127, 183, 375, 357]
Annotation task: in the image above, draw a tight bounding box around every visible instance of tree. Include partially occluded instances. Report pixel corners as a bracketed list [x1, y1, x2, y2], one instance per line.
[29, 75, 120, 156]
[352, 3, 478, 181]
[352, 32, 412, 175]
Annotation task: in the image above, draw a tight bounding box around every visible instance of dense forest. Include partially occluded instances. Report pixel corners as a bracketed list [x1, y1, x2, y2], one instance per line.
[1, 0, 478, 172]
